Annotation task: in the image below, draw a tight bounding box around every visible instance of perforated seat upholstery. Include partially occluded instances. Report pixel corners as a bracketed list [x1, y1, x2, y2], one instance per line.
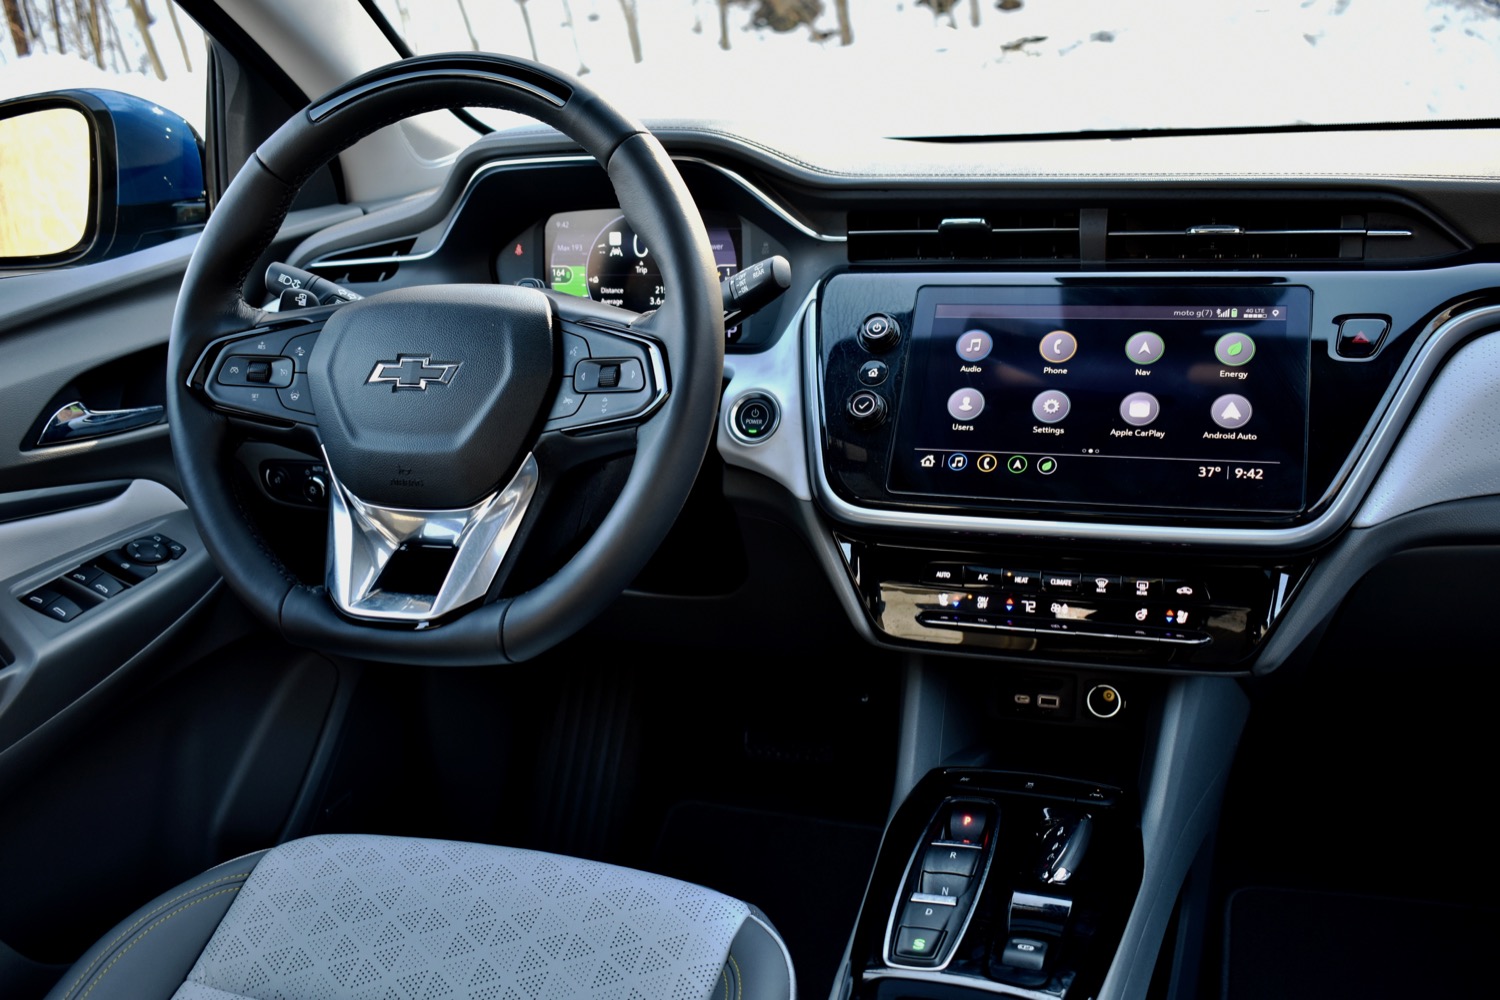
[45, 834, 795, 1000]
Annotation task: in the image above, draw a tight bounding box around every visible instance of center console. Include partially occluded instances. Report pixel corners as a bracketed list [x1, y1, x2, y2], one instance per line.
[804, 268, 1463, 671]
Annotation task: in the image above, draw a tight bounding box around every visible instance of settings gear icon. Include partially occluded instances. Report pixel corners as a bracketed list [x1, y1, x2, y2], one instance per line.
[1041, 398, 1062, 415]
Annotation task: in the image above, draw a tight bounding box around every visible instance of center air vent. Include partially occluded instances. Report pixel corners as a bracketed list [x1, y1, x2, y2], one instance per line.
[1104, 200, 1462, 264]
[848, 209, 1080, 263]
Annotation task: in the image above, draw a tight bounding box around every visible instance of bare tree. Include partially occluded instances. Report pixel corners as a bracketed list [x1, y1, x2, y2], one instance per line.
[126, 0, 166, 80]
[454, 0, 479, 51]
[166, 0, 191, 70]
[513, 0, 537, 60]
[4, 0, 33, 56]
[618, 0, 641, 63]
[835, 0, 851, 45]
[49, 0, 64, 52]
[72, 0, 103, 68]
[561, 0, 588, 75]
[717, 0, 730, 50]
[969, 0, 980, 27]
[102, 0, 126, 71]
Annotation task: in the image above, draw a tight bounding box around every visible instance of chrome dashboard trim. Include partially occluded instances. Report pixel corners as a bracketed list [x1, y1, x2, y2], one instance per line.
[306, 152, 842, 272]
[803, 289, 1500, 550]
[861, 969, 1057, 1000]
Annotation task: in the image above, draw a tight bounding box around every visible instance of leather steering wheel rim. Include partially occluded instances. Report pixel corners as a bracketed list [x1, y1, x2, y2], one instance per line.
[166, 54, 724, 665]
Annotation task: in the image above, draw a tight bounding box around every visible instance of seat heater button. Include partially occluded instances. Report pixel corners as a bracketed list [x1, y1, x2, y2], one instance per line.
[1002, 936, 1049, 971]
[924, 844, 981, 877]
[919, 871, 971, 900]
[894, 926, 944, 961]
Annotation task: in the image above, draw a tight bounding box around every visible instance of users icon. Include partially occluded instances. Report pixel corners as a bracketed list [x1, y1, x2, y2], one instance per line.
[947, 388, 985, 421]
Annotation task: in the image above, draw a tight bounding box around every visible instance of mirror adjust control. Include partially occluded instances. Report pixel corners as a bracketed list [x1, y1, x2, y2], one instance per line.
[125, 538, 170, 565]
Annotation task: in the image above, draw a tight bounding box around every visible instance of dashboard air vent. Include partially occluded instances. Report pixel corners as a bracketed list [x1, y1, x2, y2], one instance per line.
[848, 208, 1080, 263]
[307, 238, 417, 284]
[1104, 200, 1463, 263]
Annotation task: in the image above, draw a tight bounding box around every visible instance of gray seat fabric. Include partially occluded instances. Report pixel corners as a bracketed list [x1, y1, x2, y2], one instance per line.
[47, 834, 794, 1000]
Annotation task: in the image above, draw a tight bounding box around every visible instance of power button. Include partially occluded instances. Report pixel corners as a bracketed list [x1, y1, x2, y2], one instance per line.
[730, 393, 780, 443]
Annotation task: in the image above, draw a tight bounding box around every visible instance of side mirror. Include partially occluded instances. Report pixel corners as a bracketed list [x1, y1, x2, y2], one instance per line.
[0, 89, 206, 268]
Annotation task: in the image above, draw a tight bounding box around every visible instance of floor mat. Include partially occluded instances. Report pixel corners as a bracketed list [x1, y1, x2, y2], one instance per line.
[1224, 886, 1498, 999]
[652, 801, 882, 1000]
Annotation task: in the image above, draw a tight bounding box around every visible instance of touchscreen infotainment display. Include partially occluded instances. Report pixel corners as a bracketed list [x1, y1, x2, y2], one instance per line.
[886, 286, 1312, 514]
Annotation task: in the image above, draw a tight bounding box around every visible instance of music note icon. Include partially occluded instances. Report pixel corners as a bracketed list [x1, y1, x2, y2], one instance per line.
[957, 330, 992, 362]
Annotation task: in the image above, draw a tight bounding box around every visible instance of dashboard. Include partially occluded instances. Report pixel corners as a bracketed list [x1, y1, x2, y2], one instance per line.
[282, 122, 1500, 678]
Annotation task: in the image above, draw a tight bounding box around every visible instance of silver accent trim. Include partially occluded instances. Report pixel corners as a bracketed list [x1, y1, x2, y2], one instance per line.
[307, 152, 844, 273]
[922, 615, 1211, 646]
[909, 893, 960, 907]
[805, 296, 1500, 550]
[861, 969, 1058, 1000]
[549, 323, 671, 432]
[1110, 227, 1413, 238]
[37, 400, 164, 446]
[324, 451, 538, 624]
[726, 392, 781, 445]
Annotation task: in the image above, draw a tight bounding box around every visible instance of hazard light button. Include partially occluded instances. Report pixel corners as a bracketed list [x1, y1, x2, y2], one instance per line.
[1336, 316, 1390, 359]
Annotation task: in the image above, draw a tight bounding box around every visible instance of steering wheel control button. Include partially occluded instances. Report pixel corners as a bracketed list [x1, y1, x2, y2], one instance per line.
[895, 926, 944, 961]
[956, 330, 993, 362]
[125, 538, 170, 565]
[96, 550, 157, 584]
[1039, 330, 1078, 364]
[549, 381, 584, 419]
[284, 332, 320, 371]
[1032, 390, 1070, 423]
[1214, 332, 1256, 366]
[1125, 331, 1165, 364]
[924, 844, 981, 877]
[562, 332, 590, 373]
[1211, 393, 1253, 429]
[279, 374, 316, 414]
[732, 394, 780, 442]
[1336, 316, 1390, 358]
[1086, 684, 1125, 719]
[1119, 391, 1160, 427]
[947, 388, 984, 421]
[859, 313, 901, 352]
[224, 330, 292, 357]
[858, 360, 889, 386]
[574, 358, 644, 393]
[848, 390, 888, 427]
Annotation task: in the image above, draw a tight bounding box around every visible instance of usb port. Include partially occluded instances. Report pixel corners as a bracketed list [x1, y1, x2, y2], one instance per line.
[1037, 694, 1061, 710]
[1014, 694, 1033, 705]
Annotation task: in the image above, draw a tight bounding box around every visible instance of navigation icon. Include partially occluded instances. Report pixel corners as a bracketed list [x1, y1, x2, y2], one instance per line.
[957, 330, 993, 362]
[1007, 455, 1028, 474]
[1039, 330, 1078, 364]
[1125, 331, 1165, 364]
[1211, 393, 1253, 429]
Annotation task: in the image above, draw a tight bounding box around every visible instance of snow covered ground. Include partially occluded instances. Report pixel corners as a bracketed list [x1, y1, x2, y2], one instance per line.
[2, 1, 1497, 139]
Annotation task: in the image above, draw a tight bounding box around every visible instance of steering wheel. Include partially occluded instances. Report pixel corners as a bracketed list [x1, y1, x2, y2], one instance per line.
[166, 54, 724, 666]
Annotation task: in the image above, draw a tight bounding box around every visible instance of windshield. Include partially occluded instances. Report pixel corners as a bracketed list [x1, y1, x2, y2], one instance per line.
[374, 0, 1500, 138]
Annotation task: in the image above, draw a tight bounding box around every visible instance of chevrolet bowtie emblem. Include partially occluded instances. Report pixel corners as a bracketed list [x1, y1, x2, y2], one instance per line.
[367, 355, 462, 391]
